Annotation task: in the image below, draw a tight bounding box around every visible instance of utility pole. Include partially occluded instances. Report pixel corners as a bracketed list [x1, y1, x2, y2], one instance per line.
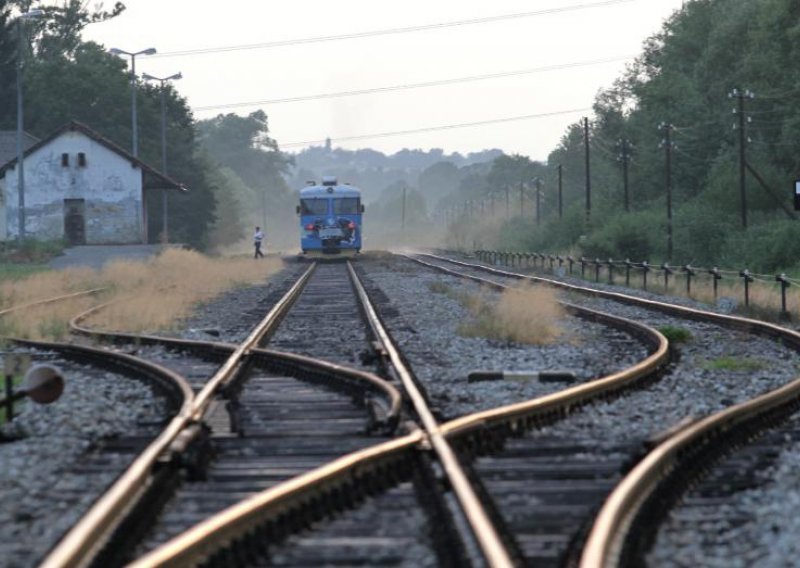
[534, 177, 542, 225]
[505, 185, 510, 219]
[583, 117, 591, 227]
[729, 88, 754, 228]
[557, 163, 563, 219]
[519, 181, 524, 217]
[617, 138, 632, 212]
[659, 122, 674, 261]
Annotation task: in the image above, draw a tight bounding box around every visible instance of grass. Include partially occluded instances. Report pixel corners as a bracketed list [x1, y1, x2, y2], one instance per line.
[0, 248, 284, 339]
[658, 325, 693, 344]
[700, 356, 766, 372]
[457, 282, 565, 345]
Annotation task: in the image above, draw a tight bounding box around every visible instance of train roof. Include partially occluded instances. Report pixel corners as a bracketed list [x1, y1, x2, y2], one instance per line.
[299, 181, 362, 198]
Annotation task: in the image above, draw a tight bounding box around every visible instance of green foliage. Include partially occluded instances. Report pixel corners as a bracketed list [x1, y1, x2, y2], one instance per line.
[197, 111, 295, 248]
[718, 221, 800, 273]
[701, 356, 765, 372]
[658, 325, 692, 344]
[0, 238, 63, 263]
[0, 0, 14, 129]
[580, 210, 661, 260]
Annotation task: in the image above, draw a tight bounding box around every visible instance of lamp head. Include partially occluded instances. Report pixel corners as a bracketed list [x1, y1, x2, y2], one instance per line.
[141, 47, 157, 56]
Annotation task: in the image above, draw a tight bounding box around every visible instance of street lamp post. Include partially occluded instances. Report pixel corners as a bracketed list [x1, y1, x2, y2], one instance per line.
[143, 72, 182, 243]
[109, 47, 156, 158]
[15, 9, 43, 240]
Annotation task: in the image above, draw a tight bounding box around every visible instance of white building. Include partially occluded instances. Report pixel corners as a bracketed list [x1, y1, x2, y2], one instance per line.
[0, 121, 184, 244]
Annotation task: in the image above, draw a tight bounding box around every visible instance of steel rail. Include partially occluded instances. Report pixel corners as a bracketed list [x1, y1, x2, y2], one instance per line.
[40, 264, 316, 568]
[405, 254, 669, 440]
[70, 289, 403, 425]
[0, 287, 107, 317]
[347, 261, 515, 567]
[417, 253, 800, 341]
[581, 368, 800, 568]
[20, 339, 195, 568]
[418, 253, 800, 566]
[127, 431, 424, 568]
[44, 261, 407, 568]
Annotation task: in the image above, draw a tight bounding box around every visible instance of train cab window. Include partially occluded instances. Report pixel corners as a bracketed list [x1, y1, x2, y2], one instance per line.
[333, 197, 360, 215]
[300, 198, 328, 215]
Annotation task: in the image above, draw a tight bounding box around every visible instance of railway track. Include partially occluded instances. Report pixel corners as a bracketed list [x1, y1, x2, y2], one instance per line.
[12, 251, 800, 566]
[409, 251, 800, 567]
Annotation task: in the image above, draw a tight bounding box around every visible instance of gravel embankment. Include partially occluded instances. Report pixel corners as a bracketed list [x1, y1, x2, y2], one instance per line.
[358, 257, 649, 418]
[0, 353, 169, 567]
[6, 251, 800, 566]
[426, 253, 800, 565]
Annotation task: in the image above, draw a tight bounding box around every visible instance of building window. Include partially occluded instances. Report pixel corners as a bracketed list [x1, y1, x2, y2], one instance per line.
[77, 152, 87, 167]
[61, 153, 69, 167]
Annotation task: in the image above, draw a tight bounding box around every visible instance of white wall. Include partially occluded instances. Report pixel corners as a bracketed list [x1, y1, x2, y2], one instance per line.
[3, 130, 144, 243]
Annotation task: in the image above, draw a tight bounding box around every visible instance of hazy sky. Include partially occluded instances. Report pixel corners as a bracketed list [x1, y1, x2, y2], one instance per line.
[81, 0, 686, 160]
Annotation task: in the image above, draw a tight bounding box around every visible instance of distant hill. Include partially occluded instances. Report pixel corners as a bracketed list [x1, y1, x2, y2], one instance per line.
[285, 143, 503, 202]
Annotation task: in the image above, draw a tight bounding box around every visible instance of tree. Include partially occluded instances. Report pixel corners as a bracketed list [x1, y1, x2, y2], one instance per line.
[12, 0, 125, 60]
[0, 0, 15, 129]
[197, 111, 295, 248]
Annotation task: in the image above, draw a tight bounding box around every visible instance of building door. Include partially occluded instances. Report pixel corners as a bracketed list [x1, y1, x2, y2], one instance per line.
[64, 199, 86, 245]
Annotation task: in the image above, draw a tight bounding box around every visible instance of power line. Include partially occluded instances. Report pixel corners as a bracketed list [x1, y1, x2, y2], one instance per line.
[192, 55, 633, 112]
[280, 107, 591, 148]
[154, 0, 637, 58]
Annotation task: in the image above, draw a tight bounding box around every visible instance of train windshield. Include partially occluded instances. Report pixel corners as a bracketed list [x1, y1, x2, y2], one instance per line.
[300, 198, 328, 215]
[333, 198, 360, 215]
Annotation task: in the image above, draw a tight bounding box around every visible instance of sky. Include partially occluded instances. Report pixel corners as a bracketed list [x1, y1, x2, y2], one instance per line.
[80, 0, 687, 161]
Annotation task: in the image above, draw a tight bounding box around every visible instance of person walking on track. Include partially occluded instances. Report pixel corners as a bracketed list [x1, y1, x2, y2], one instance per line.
[253, 226, 265, 258]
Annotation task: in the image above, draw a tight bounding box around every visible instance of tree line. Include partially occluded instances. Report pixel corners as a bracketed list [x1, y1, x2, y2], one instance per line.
[0, 0, 292, 250]
[441, 0, 800, 273]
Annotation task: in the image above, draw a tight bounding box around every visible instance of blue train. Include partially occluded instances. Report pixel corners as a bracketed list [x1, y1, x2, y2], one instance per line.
[297, 176, 364, 254]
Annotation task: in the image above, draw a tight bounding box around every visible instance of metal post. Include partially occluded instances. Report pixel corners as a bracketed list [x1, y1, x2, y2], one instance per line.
[584, 117, 591, 227]
[557, 164, 563, 219]
[130, 54, 138, 157]
[159, 86, 168, 241]
[619, 139, 630, 212]
[661, 123, 674, 261]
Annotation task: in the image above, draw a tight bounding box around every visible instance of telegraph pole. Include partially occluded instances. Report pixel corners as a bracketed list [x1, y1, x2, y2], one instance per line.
[557, 163, 563, 219]
[519, 181, 524, 217]
[729, 88, 754, 228]
[660, 122, 674, 261]
[534, 177, 542, 225]
[583, 117, 591, 227]
[617, 138, 631, 212]
[505, 185, 510, 219]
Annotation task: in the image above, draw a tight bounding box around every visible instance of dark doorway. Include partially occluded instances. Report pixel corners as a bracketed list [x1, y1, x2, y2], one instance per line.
[64, 199, 86, 245]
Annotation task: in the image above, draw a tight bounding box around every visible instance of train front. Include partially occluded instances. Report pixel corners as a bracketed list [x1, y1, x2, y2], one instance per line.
[298, 177, 363, 254]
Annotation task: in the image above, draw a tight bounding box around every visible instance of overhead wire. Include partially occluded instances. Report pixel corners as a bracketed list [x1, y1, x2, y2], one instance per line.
[153, 0, 638, 58]
[279, 107, 591, 148]
[192, 55, 634, 112]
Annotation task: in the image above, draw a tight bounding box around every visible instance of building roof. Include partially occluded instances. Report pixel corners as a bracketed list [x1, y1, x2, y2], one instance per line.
[0, 121, 186, 191]
[0, 131, 39, 169]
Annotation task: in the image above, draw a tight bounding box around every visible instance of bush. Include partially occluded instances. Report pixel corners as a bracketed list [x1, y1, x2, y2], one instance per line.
[0, 239, 65, 264]
[580, 210, 661, 260]
[718, 220, 800, 273]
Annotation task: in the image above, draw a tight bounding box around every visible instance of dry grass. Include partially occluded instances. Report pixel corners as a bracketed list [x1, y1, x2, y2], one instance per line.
[458, 282, 565, 345]
[0, 266, 98, 310]
[0, 249, 284, 339]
